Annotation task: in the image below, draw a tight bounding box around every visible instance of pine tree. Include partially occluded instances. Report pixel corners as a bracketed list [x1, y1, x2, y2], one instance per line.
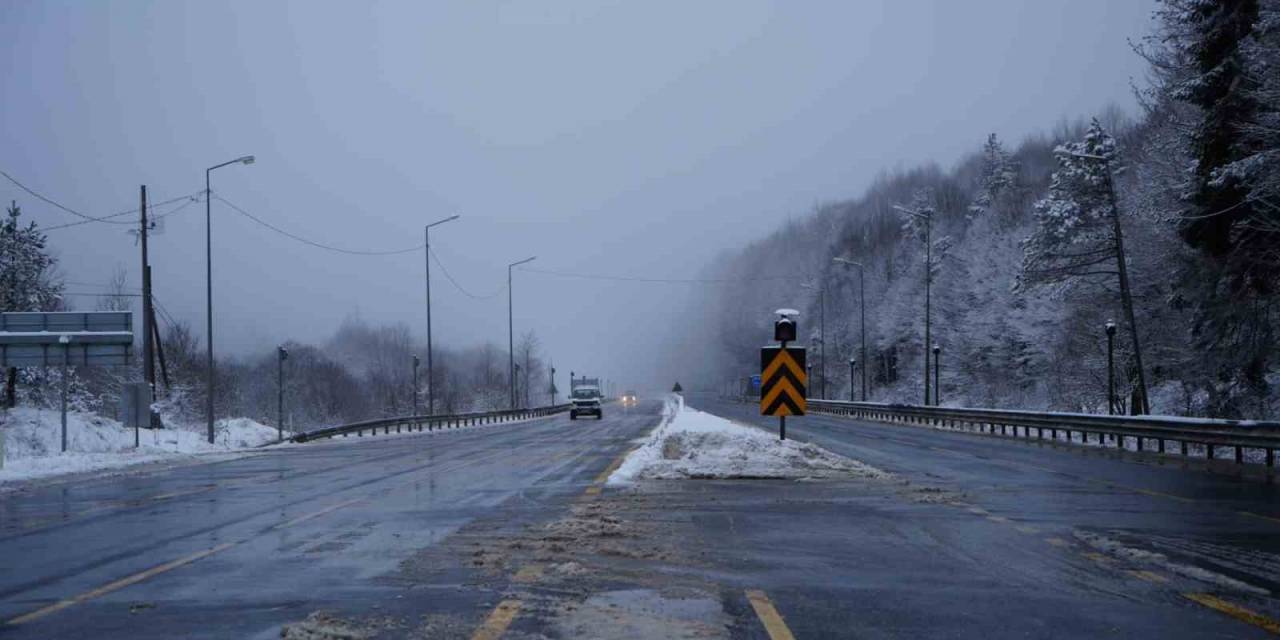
[1021, 120, 1151, 412]
[969, 133, 1019, 218]
[1174, 0, 1268, 269]
[0, 201, 65, 407]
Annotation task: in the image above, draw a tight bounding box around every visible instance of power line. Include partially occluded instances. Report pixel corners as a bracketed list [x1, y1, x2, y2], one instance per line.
[213, 194, 426, 256]
[429, 247, 507, 300]
[517, 266, 795, 284]
[1, 169, 201, 227]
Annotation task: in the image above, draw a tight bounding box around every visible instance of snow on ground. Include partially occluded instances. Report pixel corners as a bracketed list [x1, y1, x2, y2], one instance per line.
[0, 407, 278, 486]
[608, 395, 886, 483]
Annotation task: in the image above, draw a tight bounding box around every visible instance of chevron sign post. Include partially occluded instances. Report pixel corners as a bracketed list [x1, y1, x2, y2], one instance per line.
[761, 346, 807, 416]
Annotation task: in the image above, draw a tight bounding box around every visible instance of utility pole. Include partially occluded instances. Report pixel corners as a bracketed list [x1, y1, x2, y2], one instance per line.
[139, 186, 155, 407]
[1102, 168, 1150, 415]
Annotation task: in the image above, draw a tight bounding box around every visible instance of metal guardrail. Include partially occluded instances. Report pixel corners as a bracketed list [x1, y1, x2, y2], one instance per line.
[802, 399, 1280, 468]
[289, 404, 572, 443]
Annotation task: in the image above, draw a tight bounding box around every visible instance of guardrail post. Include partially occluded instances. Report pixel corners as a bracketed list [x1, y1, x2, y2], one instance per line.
[1235, 446, 1242, 464]
[1267, 448, 1274, 467]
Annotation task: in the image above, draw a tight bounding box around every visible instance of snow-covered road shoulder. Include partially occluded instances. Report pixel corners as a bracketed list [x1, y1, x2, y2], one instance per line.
[0, 408, 278, 488]
[607, 396, 886, 484]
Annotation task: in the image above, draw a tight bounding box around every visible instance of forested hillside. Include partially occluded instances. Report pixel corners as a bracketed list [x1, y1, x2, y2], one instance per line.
[691, 0, 1280, 419]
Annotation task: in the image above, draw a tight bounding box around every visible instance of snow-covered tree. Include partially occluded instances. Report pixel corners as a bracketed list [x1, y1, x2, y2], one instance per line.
[969, 133, 1019, 219]
[0, 201, 65, 407]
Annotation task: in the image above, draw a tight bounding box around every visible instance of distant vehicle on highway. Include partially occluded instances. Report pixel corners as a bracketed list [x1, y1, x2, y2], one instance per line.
[621, 390, 638, 405]
[569, 380, 603, 420]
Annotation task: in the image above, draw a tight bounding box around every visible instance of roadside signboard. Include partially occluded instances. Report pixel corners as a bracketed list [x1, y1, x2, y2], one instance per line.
[0, 312, 133, 367]
[0, 312, 133, 368]
[760, 346, 806, 417]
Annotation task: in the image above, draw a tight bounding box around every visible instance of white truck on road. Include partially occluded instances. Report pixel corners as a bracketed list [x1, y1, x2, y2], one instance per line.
[569, 376, 604, 420]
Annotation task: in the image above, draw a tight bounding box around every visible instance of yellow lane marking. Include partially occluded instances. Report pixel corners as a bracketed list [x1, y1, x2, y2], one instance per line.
[1183, 593, 1280, 635]
[6, 542, 237, 625]
[7, 496, 366, 625]
[745, 590, 797, 640]
[270, 499, 363, 530]
[471, 599, 522, 640]
[1081, 552, 1111, 566]
[1045, 537, 1070, 548]
[583, 446, 638, 497]
[1134, 488, 1194, 503]
[1129, 570, 1169, 584]
[513, 564, 544, 583]
[583, 486, 601, 496]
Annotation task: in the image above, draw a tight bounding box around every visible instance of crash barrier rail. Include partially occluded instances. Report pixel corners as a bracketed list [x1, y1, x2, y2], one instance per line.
[801, 399, 1280, 468]
[290, 404, 572, 443]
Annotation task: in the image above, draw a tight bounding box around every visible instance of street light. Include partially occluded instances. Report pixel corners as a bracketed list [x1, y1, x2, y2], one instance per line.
[848, 358, 856, 402]
[205, 154, 254, 443]
[893, 204, 934, 407]
[412, 354, 420, 417]
[424, 214, 459, 417]
[277, 346, 288, 443]
[508, 256, 536, 409]
[1105, 321, 1117, 415]
[833, 257, 868, 401]
[799, 281, 827, 399]
[932, 344, 941, 406]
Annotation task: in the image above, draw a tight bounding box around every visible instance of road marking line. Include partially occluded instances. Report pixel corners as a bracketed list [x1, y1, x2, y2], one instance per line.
[513, 564, 544, 583]
[471, 599, 521, 640]
[986, 515, 1010, 523]
[967, 506, 989, 515]
[6, 542, 237, 625]
[745, 590, 797, 640]
[270, 498, 363, 530]
[147, 485, 217, 502]
[1128, 570, 1169, 584]
[1134, 488, 1194, 503]
[1045, 537, 1070, 548]
[1183, 593, 1280, 634]
[583, 486, 601, 496]
[1015, 525, 1040, 535]
[1081, 552, 1111, 566]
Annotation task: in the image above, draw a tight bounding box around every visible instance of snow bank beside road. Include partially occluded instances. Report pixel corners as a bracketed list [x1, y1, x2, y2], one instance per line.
[608, 396, 885, 483]
[0, 407, 277, 485]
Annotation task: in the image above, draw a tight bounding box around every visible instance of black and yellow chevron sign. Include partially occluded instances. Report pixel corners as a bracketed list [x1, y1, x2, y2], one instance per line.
[760, 346, 806, 416]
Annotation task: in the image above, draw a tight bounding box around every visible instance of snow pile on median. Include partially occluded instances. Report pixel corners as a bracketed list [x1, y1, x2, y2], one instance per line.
[1, 407, 277, 485]
[608, 396, 885, 483]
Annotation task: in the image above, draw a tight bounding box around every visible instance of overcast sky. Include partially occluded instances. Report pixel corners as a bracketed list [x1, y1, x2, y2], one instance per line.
[1, 0, 1155, 390]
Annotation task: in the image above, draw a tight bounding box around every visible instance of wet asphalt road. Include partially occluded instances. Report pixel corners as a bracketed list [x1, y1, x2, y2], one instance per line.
[4, 394, 1280, 639]
[684, 393, 1280, 639]
[0, 404, 658, 639]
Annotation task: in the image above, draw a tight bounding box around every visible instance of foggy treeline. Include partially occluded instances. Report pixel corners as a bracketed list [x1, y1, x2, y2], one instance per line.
[691, 1, 1280, 419]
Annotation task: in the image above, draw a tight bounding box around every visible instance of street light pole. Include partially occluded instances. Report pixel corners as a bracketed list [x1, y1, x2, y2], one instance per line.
[508, 256, 536, 410]
[849, 358, 856, 401]
[205, 154, 254, 444]
[424, 214, 459, 417]
[833, 257, 869, 401]
[277, 346, 288, 442]
[412, 354, 420, 416]
[1105, 321, 1117, 415]
[893, 205, 933, 406]
[932, 344, 941, 406]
